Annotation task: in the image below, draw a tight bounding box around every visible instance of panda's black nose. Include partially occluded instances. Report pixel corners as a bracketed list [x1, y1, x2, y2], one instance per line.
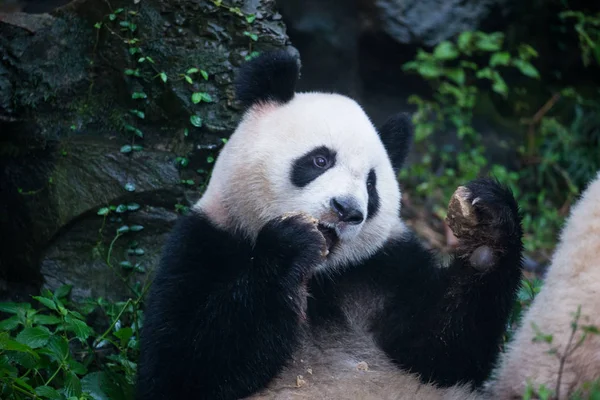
[330, 197, 364, 225]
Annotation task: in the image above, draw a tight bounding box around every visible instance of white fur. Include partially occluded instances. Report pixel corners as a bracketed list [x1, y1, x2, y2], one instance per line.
[490, 171, 600, 399]
[194, 92, 405, 271]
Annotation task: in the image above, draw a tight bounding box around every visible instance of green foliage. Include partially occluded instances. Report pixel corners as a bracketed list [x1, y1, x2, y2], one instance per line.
[560, 10, 600, 67]
[0, 287, 144, 400]
[401, 24, 600, 255]
[401, 30, 540, 220]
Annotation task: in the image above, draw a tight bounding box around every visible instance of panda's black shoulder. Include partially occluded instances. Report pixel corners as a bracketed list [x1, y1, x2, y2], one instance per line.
[235, 50, 301, 110]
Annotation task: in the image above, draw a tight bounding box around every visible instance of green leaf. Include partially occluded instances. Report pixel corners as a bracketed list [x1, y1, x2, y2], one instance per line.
[83, 371, 131, 400]
[129, 225, 144, 232]
[186, 67, 199, 74]
[128, 248, 145, 256]
[0, 316, 21, 331]
[184, 75, 193, 84]
[81, 372, 110, 400]
[120, 261, 133, 269]
[65, 315, 93, 342]
[191, 92, 202, 104]
[16, 327, 51, 349]
[68, 358, 88, 375]
[445, 68, 465, 85]
[457, 31, 473, 52]
[129, 109, 145, 119]
[433, 41, 459, 60]
[191, 92, 213, 104]
[492, 74, 509, 97]
[200, 70, 209, 80]
[11, 349, 39, 369]
[127, 203, 141, 211]
[64, 371, 83, 398]
[54, 284, 72, 299]
[35, 386, 62, 399]
[246, 14, 256, 23]
[417, 63, 442, 79]
[582, 325, 600, 335]
[13, 377, 35, 392]
[190, 115, 202, 127]
[32, 296, 58, 311]
[0, 302, 30, 314]
[0, 332, 36, 354]
[120, 145, 132, 153]
[474, 32, 503, 52]
[32, 314, 61, 325]
[117, 225, 130, 234]
[97, 207, 110, 216]
[116, 204, 128, 213]
[45, 335, 69, 362]
[490, 52, 511, 67]
[512, 59, 540, 79]
[131, 92, 147, 99]
[243, 31, 258, 41]
[159, 72, 168, 83]
[134, 264, 145, 273]
[114, 327, 133, 346]
[124, 182, 136, 192]
[132, 145, 143, 151]
[476, 67, 494, 80]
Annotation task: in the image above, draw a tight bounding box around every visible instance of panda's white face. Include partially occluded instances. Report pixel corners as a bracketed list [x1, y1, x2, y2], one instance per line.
[195, 92, 405, 271]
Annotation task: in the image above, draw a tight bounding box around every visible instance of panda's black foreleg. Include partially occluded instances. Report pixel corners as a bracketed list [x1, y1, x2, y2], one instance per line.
[374, 178, 523, 388]
[136, 212, 326, 400]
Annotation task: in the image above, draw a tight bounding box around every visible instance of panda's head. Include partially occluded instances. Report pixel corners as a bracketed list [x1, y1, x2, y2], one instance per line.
[194, 51, 413, 271]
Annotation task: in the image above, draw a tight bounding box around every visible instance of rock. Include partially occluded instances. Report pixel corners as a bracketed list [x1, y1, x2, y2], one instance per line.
[371, 0, 513, 46]
[0, 0, 295, 301]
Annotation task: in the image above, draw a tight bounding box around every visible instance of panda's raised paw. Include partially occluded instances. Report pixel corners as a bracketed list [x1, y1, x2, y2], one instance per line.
[445, 178, 521, 271]
[258, 212, 329, 266]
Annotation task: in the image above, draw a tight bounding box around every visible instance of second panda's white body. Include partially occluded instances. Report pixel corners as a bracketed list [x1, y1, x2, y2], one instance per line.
[489, 171, 600, 399]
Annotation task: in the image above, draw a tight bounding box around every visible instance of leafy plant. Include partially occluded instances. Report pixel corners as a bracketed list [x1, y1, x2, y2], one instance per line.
[0, 286, 146, 399]
[400, 30, 540, 220]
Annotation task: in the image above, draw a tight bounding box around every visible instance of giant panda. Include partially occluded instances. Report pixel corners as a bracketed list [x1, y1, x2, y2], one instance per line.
[489, 171, 600, 399]
[136, 50, 525, 400]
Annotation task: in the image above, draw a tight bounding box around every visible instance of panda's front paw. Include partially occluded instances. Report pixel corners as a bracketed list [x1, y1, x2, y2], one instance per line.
[445, 178, 522, 271]
[256, 212, 328, 277]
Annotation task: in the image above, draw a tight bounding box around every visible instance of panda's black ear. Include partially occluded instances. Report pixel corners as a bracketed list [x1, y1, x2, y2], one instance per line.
[378, 113, 414, 171]
[234, 50, 300, 110]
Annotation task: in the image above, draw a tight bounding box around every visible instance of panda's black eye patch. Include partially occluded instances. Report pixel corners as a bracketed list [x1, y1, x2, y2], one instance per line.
[291, 146, 336, 187]
[366, 169, 380, 220]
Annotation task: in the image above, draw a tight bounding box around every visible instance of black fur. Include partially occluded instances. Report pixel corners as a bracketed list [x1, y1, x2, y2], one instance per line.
[366, 169, 379, 219]
[378, 112, 414, 171]
[235, 50, 300, 110]
[372, 179, 524, 386]
[137, 179, 523, 399]
[136, 212, 324, 400]
[290, 146, 337, 188]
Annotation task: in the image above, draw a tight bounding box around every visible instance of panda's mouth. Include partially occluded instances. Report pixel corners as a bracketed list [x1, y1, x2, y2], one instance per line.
[317, 223, 339, 254]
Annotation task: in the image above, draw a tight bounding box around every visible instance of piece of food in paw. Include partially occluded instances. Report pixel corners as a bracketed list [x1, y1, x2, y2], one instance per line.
[317, 223, 339, 254]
